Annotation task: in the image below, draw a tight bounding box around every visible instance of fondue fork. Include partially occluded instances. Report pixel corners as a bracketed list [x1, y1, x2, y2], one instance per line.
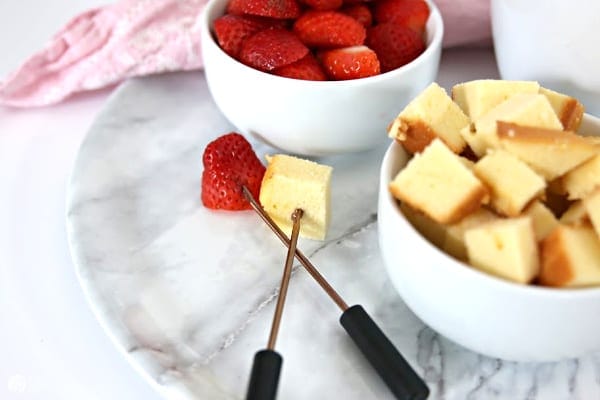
[242, 187, 429, 400]
[246, 208, 303, 400]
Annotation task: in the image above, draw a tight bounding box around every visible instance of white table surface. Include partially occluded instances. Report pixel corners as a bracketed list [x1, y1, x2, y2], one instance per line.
[0, 2, 503, 399]
[0, 1, 162, 399]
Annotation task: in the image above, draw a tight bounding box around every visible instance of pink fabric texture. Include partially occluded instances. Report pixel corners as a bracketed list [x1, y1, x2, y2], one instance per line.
[0, 0, 206, 107]
[0, 0, 491, 108]
[436, 0, 492, 48]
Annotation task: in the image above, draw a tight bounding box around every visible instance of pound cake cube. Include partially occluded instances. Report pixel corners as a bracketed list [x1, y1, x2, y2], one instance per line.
[400, 203, 447, 248]
[452, 79, 540, 120]
[559, 201, 589, 226]
[461, 93, 562, 157]
[584, 136, 600, 146]
[539, 225, 600, 287]
[443, 208, 499, 261]
[584, 188, 600, 239]
[473, 149, 546, 217]
[389, 139, 489, 224]
[388, 82, 469, 154]
[562, 153, 600, 200]
[522, 201, 559, 241]
[539, 87, 585, 131]
[259, 154, 332, 240]
[497, 121, 598, 180]
[464, 217, 539, 284]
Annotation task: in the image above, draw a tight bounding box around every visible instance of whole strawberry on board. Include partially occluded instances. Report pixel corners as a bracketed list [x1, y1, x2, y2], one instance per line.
[212, 0, 430, 81]
[201, 133, 266, 211]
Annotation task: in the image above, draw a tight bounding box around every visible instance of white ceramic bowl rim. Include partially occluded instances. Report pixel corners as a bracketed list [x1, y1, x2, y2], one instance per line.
[380, 118, 600, 301]
[200, 0, 444, 87]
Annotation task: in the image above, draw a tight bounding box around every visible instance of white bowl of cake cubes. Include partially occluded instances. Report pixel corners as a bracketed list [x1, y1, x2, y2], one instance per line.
[378, 79, 600, 362]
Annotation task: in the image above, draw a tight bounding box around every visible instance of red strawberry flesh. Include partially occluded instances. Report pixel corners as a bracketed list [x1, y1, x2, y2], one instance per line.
[273, 53, 327, 80]
[213, 15, 287, 58]
[340, 4, 373, 28]
[201, 133, 265, 211]
[213, 0, 429, 79]
[320, 45, 380, 80]
[239, 28, 309, 71]
[227, 0, 301, 19]
[299, 0, 343, 11]
[366, 22, 425, 72]
[293, 11, 366, 48]
[374, 0, 430, 35]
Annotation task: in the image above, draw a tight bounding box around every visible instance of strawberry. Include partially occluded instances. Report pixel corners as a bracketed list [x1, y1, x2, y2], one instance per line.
[213, 15, 287, 58]
[373, 0, 430, 35]
[319, 45, 380, 80]
[273, 53, 327, 80]
[299, 0, 343, 11]
[239, 28, 309, 71]
[340, 4, 373, 28]
[366, 22, 425, 72]
[293, 11, 366, 48]
[227, 0, 301, 19]
[201, 133, 265, 211]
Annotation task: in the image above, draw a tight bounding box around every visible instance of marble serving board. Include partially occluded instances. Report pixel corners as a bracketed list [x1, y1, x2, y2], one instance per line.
[66, 48, 600, 400]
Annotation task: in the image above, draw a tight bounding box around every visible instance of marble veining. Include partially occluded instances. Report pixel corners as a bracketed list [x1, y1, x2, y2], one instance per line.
[67, 49, 600, 400]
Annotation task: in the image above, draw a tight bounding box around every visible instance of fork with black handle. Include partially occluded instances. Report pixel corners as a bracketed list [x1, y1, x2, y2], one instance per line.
[246, 209, 303, 400]
[243, 187, 429, 400]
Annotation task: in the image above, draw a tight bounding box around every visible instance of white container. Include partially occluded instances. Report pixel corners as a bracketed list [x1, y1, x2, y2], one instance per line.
[199, 0, 443, 156]
[378, 114, 600, 362]
[491, 0, 600, 115]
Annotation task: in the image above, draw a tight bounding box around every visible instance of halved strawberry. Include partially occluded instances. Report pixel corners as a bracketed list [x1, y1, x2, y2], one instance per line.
[319, 45, 380, 80]
[299, 0, 343, 11]
[340, 4, 373, 28]
[201, 133, 265, 211]
[227, 0, 301, 19]
[273, 53, 327, 80]
[239, 28, 309, 71]
[293, 11, 366, 48]
[213, 15, 287, 58]
[366, 22, 425, 72]
[373, 0, 430, 35]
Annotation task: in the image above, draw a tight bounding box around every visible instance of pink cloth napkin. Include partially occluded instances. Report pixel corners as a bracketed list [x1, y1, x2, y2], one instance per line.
[437, 0, 491, 48]
[0, 0, 490, 108]
[0, 0, 206, 107]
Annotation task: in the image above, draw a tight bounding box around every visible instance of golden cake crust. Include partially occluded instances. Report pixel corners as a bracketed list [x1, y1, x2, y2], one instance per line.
[559, 98, 585, 131]
[393, 119, 438, 154]
[539, 227, 574, 287]
[389, 139, 489, 224]
[390, 183, 488, 224]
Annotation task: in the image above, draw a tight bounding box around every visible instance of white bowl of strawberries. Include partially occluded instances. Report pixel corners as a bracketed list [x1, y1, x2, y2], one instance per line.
[199, 0, 443, 156]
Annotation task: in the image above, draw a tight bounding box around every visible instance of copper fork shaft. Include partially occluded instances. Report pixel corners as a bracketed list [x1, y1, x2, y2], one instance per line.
[267, 208, 303, 350]
[242, 186, 349, 312]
